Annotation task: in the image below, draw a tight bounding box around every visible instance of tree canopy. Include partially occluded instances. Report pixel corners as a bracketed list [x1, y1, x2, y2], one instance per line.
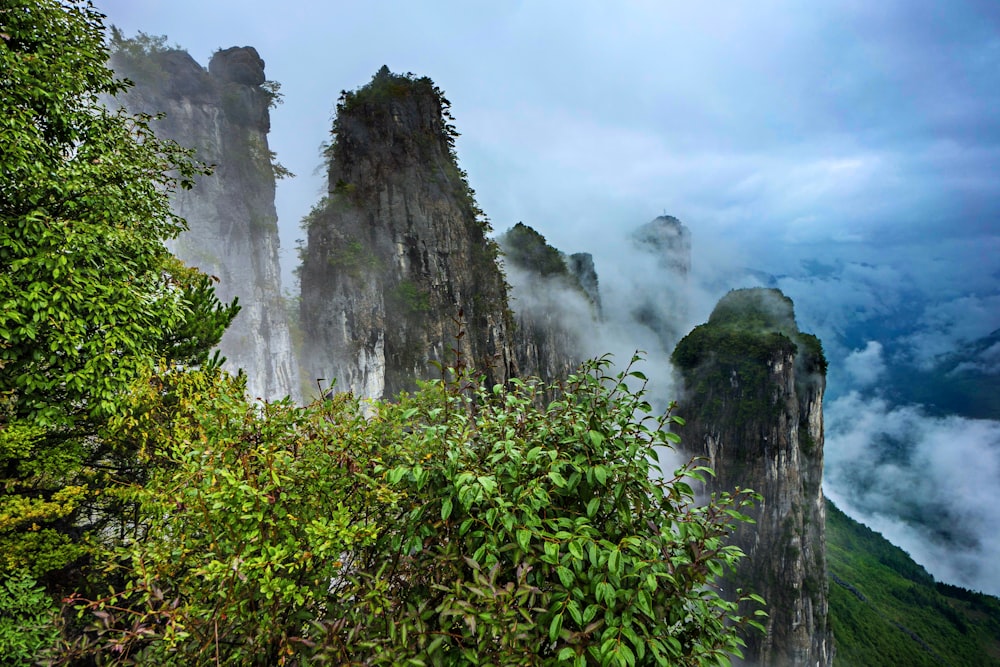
[0, 0, 237, 590]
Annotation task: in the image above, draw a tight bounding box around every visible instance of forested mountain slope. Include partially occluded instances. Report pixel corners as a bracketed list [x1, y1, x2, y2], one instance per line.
[826, 499, 1000, 666]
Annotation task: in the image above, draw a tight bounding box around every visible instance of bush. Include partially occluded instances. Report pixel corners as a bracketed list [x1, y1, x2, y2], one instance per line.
[63, 357, 762, 665]
[0, 572, 59, 666]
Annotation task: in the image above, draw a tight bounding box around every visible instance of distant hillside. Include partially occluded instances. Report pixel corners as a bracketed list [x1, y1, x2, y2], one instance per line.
[826, 499, 1000, 666]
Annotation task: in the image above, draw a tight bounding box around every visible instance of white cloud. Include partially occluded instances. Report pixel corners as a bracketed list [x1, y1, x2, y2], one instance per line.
[826, 392, 1000, 595]
[902, 294, 1000, 369]
[843, 341, 886, 387]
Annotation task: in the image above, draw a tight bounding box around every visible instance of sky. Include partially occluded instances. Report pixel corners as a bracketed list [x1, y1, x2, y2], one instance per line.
[96, 1, 1000, 594]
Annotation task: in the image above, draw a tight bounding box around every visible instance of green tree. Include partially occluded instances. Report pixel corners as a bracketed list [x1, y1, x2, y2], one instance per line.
[0, 0, 237, 591]
[65, 358, 762, 666]
[346, 358, 764, 666]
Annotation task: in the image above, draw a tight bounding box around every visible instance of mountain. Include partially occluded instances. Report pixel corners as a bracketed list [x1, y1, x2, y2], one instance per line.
[826, 499, 1000, 666]
[297, 67, 516, 398]
[673, 288, 832, 667]
[629, 215, 692, 353]
[497, 222, 598, 387]
[109, 40, 298, 401]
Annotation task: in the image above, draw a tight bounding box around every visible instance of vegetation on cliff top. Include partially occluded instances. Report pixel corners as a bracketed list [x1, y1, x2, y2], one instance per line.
[500, 222, 573, 277]
[672, 288, 827, 424]
[326, 65, 495, 238]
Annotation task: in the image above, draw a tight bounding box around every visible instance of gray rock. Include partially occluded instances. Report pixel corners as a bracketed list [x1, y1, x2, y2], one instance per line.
[299, 69, 516, 398]
[111, 44, 298, 401]
[673, 288, 833, 667]
[209, 46, 266, 86]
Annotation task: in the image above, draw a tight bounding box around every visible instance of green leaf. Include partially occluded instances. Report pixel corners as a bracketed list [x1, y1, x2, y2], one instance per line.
[441, 496, 453, 521]
[426, 635, 445, 655]
[636, 589, 653, 618]
[608, 548, 622, 576]
[567, 599, 583, 625]
[549, 613, 564, 642]
[516, 528, 532, 553]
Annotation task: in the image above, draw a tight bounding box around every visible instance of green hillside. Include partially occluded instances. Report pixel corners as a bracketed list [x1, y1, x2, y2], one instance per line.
[826, 499, 1000, 666]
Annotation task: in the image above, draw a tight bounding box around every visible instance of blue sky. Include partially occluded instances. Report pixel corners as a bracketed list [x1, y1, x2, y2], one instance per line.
[97, 0, 1000, 594]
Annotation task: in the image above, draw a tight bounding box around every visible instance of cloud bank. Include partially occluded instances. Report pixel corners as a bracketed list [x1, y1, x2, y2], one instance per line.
[825, 392, 1000, 595]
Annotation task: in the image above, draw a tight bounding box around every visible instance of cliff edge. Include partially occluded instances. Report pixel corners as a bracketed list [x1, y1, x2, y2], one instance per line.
[110, 41, 298, 400]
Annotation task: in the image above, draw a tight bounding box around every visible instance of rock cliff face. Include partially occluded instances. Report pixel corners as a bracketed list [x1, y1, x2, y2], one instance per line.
[497, 223, 598, 384]
[298, 68, 516, 398]
[672, 288, 832, 667]
[110, 44, 298, 401]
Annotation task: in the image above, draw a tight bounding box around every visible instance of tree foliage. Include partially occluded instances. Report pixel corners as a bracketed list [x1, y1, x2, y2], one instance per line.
[0, 0, 237, 587]
[61, 358, 762, 665]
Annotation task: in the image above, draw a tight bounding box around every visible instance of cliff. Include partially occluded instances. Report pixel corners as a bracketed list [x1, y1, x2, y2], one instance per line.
[672, 288, 832, 667]
[298, 67, 516, 398]
[497, 222, 598, 384]
[110, 41, 298, 401]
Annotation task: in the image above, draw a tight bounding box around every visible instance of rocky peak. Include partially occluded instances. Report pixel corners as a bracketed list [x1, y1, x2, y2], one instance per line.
[632, 214, 691, 276]
[672, 287, 832, 667]
[299, 68, 515, 398]
[629, 215, 692, 352]
[209, 46, 266, 86]
[567, 252, 602, 317]
[110, 39, 298, 401]
[497, 223, 598, 385]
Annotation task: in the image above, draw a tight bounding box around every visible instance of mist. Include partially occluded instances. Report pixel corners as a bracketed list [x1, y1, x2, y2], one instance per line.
[825, 390, 1000, 595]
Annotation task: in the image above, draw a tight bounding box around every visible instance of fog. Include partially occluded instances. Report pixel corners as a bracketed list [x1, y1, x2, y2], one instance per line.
[826, 389, 1000, 595]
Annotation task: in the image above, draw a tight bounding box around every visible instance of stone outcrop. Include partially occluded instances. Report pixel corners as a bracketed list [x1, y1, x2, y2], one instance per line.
[632, 214, 691, 276]
[498, 223, 599, 385]
[298, 67, 516, 398]
[110, 44, 298, 401]
[566, 252, 602, 318]
[672, 288, 832, 667]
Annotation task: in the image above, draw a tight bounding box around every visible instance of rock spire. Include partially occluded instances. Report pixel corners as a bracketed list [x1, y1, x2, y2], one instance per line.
[110, 42, 298, 400]
[672, 287, 833, 667]
[298, 68, 516, 398]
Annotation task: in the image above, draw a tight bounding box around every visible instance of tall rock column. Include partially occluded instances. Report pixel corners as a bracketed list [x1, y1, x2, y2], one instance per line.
[299, 67, 516, 398]
[497, 223, 599, 385]
[672, 288, 832, 667]
[110, 43, 298, 401]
